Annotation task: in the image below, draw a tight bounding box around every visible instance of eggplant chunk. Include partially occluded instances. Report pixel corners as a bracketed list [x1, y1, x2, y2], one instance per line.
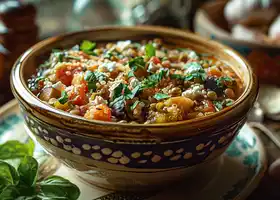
[39, 87, 61, 101]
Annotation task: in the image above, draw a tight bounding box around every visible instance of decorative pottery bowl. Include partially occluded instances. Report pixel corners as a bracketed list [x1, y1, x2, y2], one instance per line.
[10, 26, 258, 191]
[194, 1, 280, 86]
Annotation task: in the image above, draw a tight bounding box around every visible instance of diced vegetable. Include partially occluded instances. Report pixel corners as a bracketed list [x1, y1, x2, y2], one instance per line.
[29, 38, 243, 124]
[39, 87, 61, 102]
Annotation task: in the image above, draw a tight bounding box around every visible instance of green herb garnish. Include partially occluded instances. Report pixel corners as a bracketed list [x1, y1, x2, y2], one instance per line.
[126, 85, 140, 99]
[53, 51, 65, 62]
[153, 93, 170, 100]
[104, 51, 113, 59]
[217, 76, 235, 88]
[80, 40, 97, 55]
[112, 83, 139, 100]
[84, 71, 97, 92]
[145, 43, 156, 58]
[184, 62, 206, 81]
[128, 57, 145, 71]
[80, 40, 96, 51]
[213, 100, 223, 111]
[127, 71, 135, 78]
[0, 140, 80, 200]
[65, 55, 81, 60]
[141, 68, 169, 89]
[130, 100, 140, 110]
[58, 91, 68, 104]
[109, 95, 125, 117]
[225, 99, 234, 106]
[170, 74, 185, 80]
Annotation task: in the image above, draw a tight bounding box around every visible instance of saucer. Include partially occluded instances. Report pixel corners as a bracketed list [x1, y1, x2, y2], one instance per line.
[0, 99, 60, 177]
[0, 100, 267, 200]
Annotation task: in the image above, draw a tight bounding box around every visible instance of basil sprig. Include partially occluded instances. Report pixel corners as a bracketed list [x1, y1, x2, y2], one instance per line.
[0, 140, 80, 200]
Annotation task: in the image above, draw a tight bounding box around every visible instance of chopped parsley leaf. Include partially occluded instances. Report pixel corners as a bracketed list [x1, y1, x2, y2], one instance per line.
[130, 100, 140, 110]
[58, 91, 68, 104]
[170, 74, 185, 80]
[65, 55, 81, 60]
[217, 76, 235, 88]
[141, 68, 169, 89]
[126, 85, 140, 99]
[127, 71, 135, 78]
[80, 40, 96, 51]
[128, 57, 145, 71]
[213, 100, 223, 111]
[145, 43, 156, 58]
[109, 95, 125, 117]
[184, 62, 206, 81]
[154, 93, 170, 100]
[225, 99, 234, 106]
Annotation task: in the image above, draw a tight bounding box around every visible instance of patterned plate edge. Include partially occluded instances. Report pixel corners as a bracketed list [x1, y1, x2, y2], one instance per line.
[233, 125, 267, 200]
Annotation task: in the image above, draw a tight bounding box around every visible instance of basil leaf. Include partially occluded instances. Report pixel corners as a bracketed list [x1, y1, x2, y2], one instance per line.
[18, 156, 38, 187]
[130, 100, 140, 110]
[0, 161, 19, 186]
[0, 140, 34, 160]
[80, 40, 96, 51]
[16, 196, 37, 200]
[16, 183, 36, 199]
[128, 57, 145, 71]
[213, 100, 223, 111]
[0, 185, 20, 200]
[58, 91, 68, 105]
[154, 93, 170, 100]
[145, 44, 156, 58]
[109, 96, 125, 117]
[37, 176, 80, 200]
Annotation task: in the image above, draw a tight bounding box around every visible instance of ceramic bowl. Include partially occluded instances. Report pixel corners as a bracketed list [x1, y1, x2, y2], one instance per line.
[194, 1, 280, 86]
[10, 26, 258, 191]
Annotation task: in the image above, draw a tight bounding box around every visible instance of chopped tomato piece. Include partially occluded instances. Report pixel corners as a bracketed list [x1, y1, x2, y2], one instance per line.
[204, 100, 215, 112]
[84, 104, 112, 121]
[56, 68, 73, 86]
[151, 56, 161, 64]
[70, 84, 88, 106]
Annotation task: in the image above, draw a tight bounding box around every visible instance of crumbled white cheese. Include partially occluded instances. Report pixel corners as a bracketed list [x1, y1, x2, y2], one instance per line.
[116, 40, 131, 51]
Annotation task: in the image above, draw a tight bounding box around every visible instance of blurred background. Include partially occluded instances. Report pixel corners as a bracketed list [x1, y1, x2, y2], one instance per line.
[0, 0, 279, 105]
[0, 0, 210, 105]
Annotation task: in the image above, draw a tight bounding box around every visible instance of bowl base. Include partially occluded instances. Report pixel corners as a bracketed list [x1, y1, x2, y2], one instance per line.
[70, 155, 223, 192]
